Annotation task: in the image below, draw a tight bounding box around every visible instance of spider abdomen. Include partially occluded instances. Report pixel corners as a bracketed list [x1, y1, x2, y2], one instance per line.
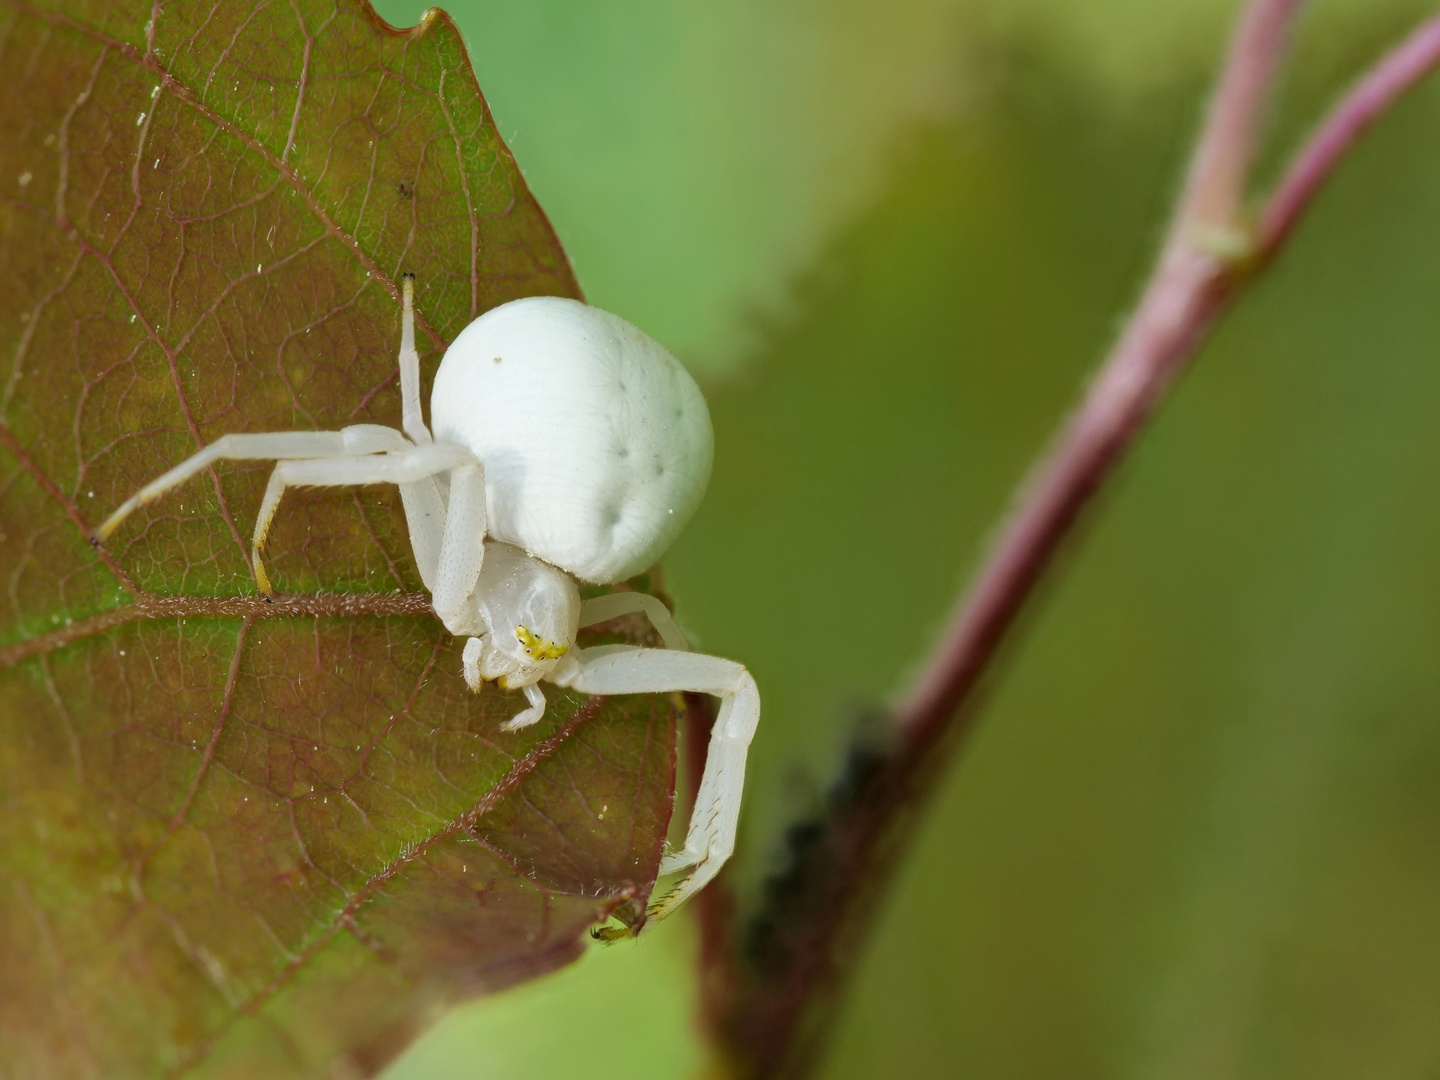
[430, 297, 713, 583]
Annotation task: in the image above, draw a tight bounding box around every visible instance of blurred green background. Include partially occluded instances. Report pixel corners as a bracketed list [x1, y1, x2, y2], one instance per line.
[372, 0, 1440, 1076]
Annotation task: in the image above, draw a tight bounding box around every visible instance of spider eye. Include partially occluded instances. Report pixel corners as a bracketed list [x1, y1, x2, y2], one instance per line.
[515, 624, 569, 661]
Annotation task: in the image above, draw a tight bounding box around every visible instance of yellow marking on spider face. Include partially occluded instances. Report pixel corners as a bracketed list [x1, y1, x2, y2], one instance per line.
[515, 624, 568, 661]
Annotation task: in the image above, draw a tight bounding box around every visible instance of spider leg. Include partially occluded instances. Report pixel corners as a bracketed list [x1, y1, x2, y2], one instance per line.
[97, 425, 409, 542]
[461, 635, 487, 691]
[501, 684, 548, 732]
[431, 463, 487, 632]
[578, 592, 689, 651]
[251, 441, 476, 595]
[397, 476, 445, 591]
[399, 273, 432, 446]
[550, 645, 759, 929]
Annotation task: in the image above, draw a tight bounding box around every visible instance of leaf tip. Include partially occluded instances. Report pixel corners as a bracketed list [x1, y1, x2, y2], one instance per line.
[361, 1, 460, 45]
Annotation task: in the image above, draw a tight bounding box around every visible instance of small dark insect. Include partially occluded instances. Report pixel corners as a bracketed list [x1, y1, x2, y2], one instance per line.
[397, 180, 413, 198]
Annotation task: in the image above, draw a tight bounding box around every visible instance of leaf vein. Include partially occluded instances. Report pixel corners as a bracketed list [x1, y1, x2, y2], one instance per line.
[173, 693, 609, 1076]
[7, 0, 448, 350]
[0, 590, 433, 671]
[0, 418, 138, 593]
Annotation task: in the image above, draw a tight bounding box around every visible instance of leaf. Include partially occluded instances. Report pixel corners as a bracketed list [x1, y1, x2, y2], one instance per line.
[0, 2, 678, 1075]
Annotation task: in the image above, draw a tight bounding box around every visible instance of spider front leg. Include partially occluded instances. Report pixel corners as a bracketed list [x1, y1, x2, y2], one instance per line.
[97, 425, 411, 542]
[398, 272, 432, 447]
[248, 442, 480, 603]
[549, 645, 759, 934]
[430, 462, 486, 627]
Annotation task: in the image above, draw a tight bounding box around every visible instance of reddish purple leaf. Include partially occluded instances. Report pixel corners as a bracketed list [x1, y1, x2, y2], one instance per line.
[0, 2, 677, 1075]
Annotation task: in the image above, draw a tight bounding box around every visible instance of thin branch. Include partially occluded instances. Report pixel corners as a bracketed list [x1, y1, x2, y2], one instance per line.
[898, 1, 1440, 748]
[894, 243, 1227, 744]
[1182, 0, 1306, 230]
[896, 0, 1305, 754]
[1260, 10, 1440, 256]
[709, 1, 1440, 1076]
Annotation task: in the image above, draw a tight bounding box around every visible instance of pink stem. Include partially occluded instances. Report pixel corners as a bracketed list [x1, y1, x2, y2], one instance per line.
[894, 243, 1230, 742]
[1260, 10, 1440, 255]
[1183, 0, 1307, 228]
[711, 5, 1440, 1076]
[894, 0, 1306, 743]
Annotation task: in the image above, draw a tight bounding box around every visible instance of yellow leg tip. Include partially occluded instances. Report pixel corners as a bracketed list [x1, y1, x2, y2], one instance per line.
[590, 924, 636, 943]
[96, 503, 133, 542]
[591, 888, 689, 942]
[252, 551, 273, 595]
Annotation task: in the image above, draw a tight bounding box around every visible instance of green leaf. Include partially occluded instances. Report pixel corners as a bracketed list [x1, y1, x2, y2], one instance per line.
[0, 2, 677, 1075]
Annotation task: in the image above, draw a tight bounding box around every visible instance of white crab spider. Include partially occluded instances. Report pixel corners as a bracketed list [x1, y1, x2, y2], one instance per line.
[98, 276, 759, 933]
